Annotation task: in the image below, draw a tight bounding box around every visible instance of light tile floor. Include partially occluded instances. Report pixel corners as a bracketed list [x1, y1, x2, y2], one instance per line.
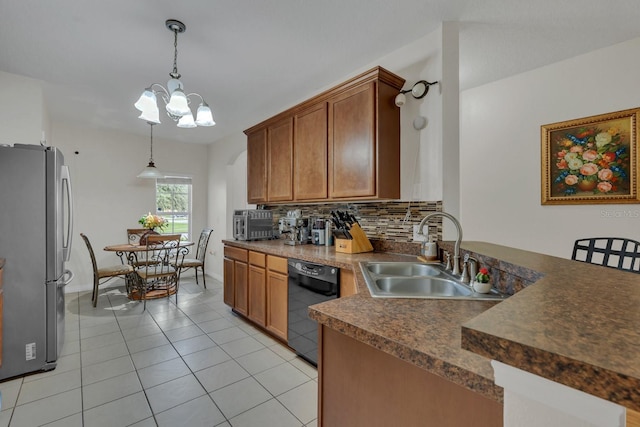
[0, 276, 318, 426]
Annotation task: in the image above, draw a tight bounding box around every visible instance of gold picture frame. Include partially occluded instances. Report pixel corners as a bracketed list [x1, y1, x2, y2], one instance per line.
[541, 107, 640, 205]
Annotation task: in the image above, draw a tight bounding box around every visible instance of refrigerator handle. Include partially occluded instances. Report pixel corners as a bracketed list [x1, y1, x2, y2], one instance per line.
[58, 269, 75, 288]
[62, 165, 73, 262]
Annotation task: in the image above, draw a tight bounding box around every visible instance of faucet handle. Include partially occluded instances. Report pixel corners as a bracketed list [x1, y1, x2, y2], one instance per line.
[461, 259, 471, 284]
[444, 251, 452, 271]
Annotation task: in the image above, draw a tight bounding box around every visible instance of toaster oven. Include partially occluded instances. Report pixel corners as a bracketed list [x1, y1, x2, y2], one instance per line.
[233, 209, 273, 241]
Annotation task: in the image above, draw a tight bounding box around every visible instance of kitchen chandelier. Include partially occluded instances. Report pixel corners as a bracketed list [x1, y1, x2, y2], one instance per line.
[134, 19, 215, 128]
[137, 122, 164, 179]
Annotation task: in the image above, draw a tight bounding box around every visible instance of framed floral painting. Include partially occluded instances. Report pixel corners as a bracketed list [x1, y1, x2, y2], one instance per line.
[541, 108, 640, 205]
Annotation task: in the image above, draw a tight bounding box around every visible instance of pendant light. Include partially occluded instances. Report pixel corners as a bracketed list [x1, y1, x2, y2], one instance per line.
[134, 19, 216, 128]
[137, 122, 164, 179]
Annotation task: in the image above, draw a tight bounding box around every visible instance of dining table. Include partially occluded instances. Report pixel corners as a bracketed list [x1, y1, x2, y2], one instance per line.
[103, 241, 194, 300]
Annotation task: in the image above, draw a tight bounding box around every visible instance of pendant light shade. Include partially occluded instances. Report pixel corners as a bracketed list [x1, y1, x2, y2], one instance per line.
[177, 112, 196, 128]
[195, 102, 215, 126]
[133, 19, 216, 128]
[166, 88, 190, 116]
[138, 122, 164, 179]
[137, 162, 165, 179]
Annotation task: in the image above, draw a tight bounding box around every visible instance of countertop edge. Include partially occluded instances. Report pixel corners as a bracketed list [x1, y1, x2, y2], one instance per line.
[224, 239, 503, 402]
[309, 303, 503, 402]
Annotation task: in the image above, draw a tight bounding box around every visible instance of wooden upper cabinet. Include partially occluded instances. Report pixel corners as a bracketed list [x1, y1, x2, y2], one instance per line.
[245, 66, 404, 204]
[294, 103, 328, 200]
[329, 82, 376, 198]
[247, 128, 267, 204]
[267, 118, 294, 202]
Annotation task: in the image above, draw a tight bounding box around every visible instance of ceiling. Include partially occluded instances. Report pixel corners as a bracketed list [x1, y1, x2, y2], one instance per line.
[2, 0, 640, 145]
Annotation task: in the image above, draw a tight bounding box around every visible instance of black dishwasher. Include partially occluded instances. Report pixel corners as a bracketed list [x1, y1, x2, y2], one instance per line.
[287, 259, 339, 366]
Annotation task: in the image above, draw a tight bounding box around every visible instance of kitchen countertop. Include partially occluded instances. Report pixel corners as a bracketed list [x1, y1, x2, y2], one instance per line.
[459, 242, 640, 412]
[223, 239, 640, 410]
[224, 239, 504, 401]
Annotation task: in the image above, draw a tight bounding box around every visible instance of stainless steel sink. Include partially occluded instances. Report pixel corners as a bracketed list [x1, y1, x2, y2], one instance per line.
[360, 261, 507, 301]
[366, 262, 441, 277]
[375, 277, 472, 297]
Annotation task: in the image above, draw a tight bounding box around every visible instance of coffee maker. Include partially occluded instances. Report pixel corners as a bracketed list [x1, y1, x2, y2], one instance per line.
[279, 216, 309, 245]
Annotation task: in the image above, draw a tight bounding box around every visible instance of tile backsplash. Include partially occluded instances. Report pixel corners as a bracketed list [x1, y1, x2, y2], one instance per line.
[263, 200, 443, 243]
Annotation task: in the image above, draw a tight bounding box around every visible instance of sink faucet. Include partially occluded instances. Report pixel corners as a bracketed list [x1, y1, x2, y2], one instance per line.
[417, 211, 463, 276]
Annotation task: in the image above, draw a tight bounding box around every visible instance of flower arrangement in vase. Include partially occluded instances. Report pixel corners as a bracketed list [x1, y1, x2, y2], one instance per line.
[472, 268, 492, 293]
[138, 212, 168, 231]
[138, 213, 167, 244]
[553, 126, 629, 196]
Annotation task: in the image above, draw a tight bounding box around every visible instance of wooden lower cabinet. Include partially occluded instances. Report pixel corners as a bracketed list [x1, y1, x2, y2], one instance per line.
[223, 247, 289, 342]
[248, 251, 266, 327]
[223, 258, 235, 307]
[318, 326, 503, 427]
[233, 262, 248, 316]
[339, 269, 356, 297]
[266, 255, 288, 341]
[628, 409, 640, 427]
[223, 246, 248, 315]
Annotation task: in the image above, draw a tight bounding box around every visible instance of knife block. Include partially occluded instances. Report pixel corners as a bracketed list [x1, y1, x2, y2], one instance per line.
[335, 224, 373, 254]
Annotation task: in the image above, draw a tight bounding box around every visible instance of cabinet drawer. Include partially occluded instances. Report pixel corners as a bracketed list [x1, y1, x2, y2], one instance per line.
[249, 251, 266, 267]
[267, 255, 288, 274]
[224, 246, 248, 262]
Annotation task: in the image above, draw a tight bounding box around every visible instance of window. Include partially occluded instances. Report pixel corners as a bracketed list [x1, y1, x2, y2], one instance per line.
[156, 177, 192, 240]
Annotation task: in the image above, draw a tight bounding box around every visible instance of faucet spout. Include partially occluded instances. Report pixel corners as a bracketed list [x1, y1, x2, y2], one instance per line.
[417, 211, 463, 276]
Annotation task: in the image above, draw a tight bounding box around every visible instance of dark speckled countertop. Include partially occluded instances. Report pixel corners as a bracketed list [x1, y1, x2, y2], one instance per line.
[459, 242, 640, 412]
[224, 239, 504, 402]
[223, 239, 640, 409]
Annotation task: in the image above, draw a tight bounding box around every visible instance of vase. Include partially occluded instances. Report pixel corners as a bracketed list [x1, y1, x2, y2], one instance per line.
[577, 179, 597, 191]
[139, 229, 159, 245]
[472, 280, 492, 294]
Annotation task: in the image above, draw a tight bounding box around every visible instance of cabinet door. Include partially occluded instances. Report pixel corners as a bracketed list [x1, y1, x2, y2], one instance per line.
[266, 270, 288, 341]
[294, 103, 328, 200]
[329, 81, 376, 198]
[267, 118, 294, 201]
[248, 265, 266, 327]
[247, 128, 268, 204]
[223, 257, 235, 307]
[234, 261, 248, 316]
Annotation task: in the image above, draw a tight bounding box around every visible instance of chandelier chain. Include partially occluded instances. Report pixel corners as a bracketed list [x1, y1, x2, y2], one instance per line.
[149, 123, 154, 162]
[170, 28, 181, 80]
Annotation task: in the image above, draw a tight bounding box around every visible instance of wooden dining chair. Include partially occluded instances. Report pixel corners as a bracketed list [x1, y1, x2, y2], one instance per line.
[126, 228, 158, 267]
[571, 237, 640, 273]
[127, 228, 149, 245]
[172, 228, 212, 288]
[134, 234, 188, 309]
[81, 233, 134, 307]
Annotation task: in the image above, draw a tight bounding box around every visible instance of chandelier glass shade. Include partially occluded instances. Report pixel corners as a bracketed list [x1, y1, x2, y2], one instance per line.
[137, 122, 164, 179]
[134, 19, 215, 128]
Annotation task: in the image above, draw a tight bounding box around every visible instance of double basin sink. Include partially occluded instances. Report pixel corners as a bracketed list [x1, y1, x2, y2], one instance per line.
[360, 261, 508, 301]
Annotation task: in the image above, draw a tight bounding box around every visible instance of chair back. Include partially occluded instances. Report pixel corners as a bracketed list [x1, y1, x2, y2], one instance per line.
[80, 233, 99, 275]
[195, 228, 213, 262]
[571, 237, 640, 273]
[127, 228, 149, 245]
[140, 234, 188, 276]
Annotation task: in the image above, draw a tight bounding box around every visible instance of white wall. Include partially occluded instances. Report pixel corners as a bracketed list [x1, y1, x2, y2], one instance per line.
[0, 71, 46, 145]
[209, 25, 457, 257]
[52, 122, 209, 292]
[207, 132, 247, 281]
[460, 37, 640, 258]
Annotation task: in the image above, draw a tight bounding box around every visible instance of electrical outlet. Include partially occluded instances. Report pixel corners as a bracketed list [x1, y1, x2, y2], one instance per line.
[413, 224, 427, 242]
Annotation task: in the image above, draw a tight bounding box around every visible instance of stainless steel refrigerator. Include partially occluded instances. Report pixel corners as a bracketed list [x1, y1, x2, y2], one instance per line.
[0, 143, 74, 380]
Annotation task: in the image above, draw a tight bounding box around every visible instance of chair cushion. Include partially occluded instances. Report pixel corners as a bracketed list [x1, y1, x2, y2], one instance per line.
[136, 266, 178, 280]
[173, 258, 203, 268]
[98, 264, 133, 278]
